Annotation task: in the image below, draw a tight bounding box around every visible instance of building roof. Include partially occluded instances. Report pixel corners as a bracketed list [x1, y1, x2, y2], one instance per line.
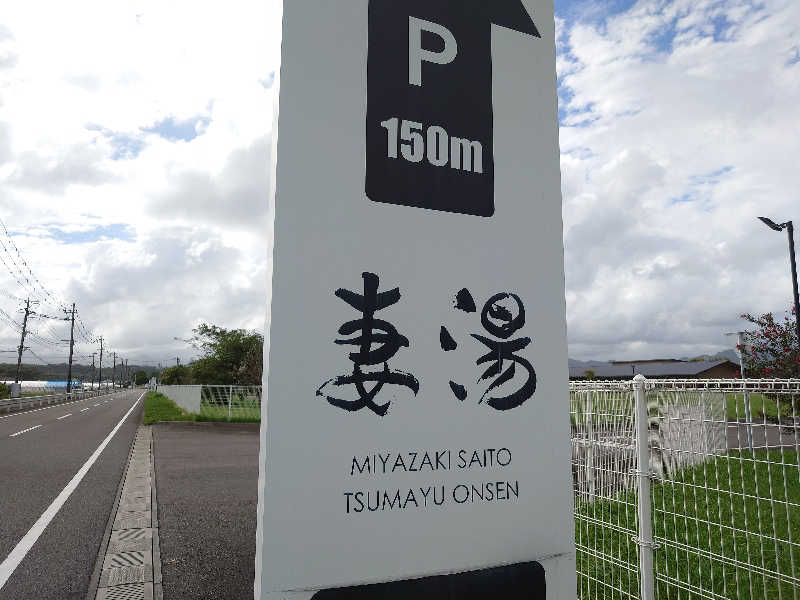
[609, 359, 683, 364]
[569, 360, 737, 379]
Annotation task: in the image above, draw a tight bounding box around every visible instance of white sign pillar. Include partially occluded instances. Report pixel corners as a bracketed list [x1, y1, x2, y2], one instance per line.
[257, 1, 575, 598]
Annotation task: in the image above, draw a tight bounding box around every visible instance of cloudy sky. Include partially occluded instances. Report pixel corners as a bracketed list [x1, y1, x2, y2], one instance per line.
[0, 0, 797, 369]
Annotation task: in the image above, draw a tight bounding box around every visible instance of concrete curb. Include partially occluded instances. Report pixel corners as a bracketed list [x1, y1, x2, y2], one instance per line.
[85, 416, 139, 600]
[149, 420, 260, 431]
[152, 428, 163, 600]
[91, 425, 163, 600]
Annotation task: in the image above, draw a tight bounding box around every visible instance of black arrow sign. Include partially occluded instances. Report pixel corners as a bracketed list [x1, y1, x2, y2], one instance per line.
[365, 1, 540, 218]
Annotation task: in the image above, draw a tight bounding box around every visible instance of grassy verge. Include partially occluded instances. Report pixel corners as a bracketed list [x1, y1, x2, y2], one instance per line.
[143, 391, 260, 424]
[143, 391, 195, 425]
[576, 449, 800, 599]
[726, 393, 789, 421]
[196, 404, 260, 423]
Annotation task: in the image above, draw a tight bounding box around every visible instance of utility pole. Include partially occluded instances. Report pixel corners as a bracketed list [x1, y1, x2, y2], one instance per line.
[14, 298, 34, 383]
[63, 303, 76, 393]
[91, 352, 97, 389]
[99, 337, 104, 389]
[112, 352, 117, 388]
[125, 359, 129, 386]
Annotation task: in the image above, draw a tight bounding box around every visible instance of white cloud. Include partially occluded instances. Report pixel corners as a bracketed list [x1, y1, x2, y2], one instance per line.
[0, 0, 278, 366]
[0, 0, 798, 368]
[558, 0, 800, 359]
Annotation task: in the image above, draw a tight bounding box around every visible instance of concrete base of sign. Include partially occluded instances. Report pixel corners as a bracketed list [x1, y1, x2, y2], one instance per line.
[261, 553, 575, 600]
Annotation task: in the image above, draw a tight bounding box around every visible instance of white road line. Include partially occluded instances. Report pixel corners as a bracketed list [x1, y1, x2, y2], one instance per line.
[94, 403, 100, 407]
[9, 425, 42, 438]
[0, 391, 124, 421]
[57, 414, 72, 420]
[0, 392, 143, 591]
[80, 408, 90, 412]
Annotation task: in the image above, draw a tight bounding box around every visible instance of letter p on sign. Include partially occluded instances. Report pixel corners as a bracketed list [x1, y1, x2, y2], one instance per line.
[408, 17, 457, 86]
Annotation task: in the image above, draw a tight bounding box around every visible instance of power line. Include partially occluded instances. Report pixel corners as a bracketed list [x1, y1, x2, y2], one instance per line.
[0, 288, 21, 303]
[75, 313, 96, 344]
[0, 217, 66, 310]
[25, 333, 68, 348]
[0, 220, 103, 358]
[0, 308, 23, 334]
[0, 249, 36, 299]
[25, 347, 48, 364]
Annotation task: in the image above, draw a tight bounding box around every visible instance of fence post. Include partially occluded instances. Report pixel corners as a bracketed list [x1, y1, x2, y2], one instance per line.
[633, 374, 656, 600]
[228, 385, 233, 420]
[585, 390, 596, 502]
[736, 332, 754, 449]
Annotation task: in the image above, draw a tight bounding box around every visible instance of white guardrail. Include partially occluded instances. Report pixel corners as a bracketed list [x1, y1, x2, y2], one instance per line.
[0, 387, 123, 414]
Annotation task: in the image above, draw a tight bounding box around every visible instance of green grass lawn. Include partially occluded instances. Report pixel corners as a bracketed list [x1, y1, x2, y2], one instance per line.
[572, 391, 795, 424]
[576, 450, 800, 599]
[195, 404, 260, 423]
[143, 391, 195, 424]
[143, 391, 260, 424]
[726, 393, 794, 422]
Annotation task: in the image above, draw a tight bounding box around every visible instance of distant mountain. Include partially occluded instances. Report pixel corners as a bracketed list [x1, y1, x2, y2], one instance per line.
[568, 359, 619, 372]
[711, 349, 739, 363]
[0, 362, 159, 382]
[685, 350, 739, 363]
[568, 358, 609, 367]
[569, 349, 740, 368]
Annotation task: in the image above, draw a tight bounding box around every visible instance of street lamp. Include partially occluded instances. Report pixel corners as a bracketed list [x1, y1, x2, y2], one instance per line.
[758, 216, 800, 376]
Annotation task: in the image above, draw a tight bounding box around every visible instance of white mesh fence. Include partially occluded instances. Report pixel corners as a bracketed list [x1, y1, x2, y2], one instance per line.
[572, 378, 800, 600]
[159, 378, 800, 597]
[198, 384, 262, 421]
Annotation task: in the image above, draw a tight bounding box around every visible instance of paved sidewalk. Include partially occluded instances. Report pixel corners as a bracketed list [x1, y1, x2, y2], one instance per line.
[152, 422, 259, 600]
[93, 425, 162, 600]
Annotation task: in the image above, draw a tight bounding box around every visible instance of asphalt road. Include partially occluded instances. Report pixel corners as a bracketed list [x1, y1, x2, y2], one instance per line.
[727, 420, 800, 449]
[153, 421, 259, 600]
[0, 389, 143, 600]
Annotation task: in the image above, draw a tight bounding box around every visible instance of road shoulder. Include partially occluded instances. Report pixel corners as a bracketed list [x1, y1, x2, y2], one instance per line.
[90, 425, 162, 600]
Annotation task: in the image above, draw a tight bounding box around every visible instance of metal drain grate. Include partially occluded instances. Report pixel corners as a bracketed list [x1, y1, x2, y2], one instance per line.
[97, 583, 147, 600]
[115, 528, 150, 541]
[116, 510, 150, 519]
[107, 539, 151, 555]
[107, 551, 147, 567]
[102, 564, 152, 586]
[118, 503, 150, 513]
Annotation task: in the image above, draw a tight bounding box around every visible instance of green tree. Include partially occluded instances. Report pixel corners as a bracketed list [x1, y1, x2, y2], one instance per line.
[583, 369, 596, 380]
[188, 323, 263, 385]
[133, 370, 149, 386]
[159, 365, 192, 385]
[0, 382, 9, 400]
[740, 307, 799, 378]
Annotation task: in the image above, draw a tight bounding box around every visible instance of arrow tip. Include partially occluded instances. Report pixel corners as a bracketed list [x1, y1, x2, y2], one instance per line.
[491, 1, 541, 38]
